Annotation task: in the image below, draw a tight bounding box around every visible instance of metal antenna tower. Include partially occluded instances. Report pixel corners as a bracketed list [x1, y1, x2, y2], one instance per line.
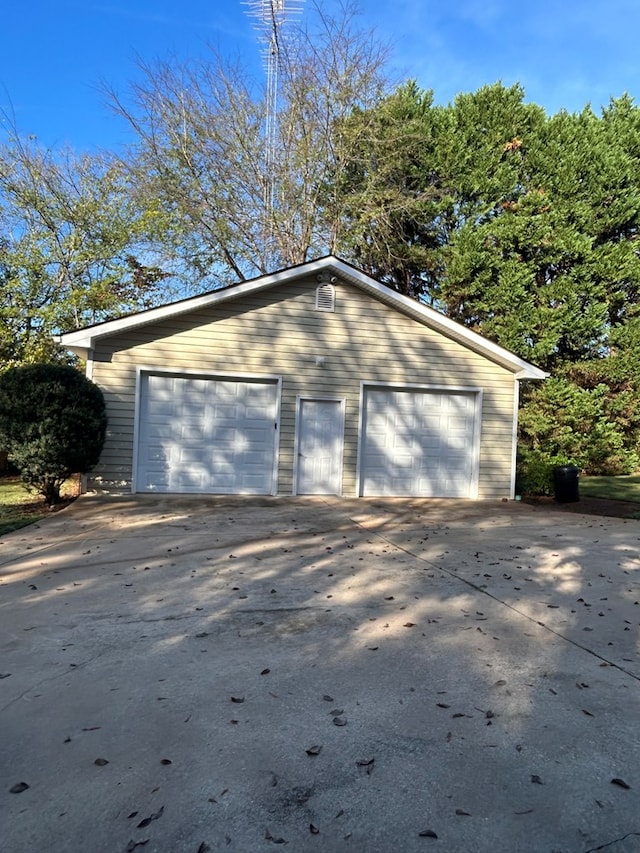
[245, 0, 303, 215]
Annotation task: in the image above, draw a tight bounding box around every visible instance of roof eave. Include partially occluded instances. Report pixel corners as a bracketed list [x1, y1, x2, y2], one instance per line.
[58, 257, 345, 349]
[515, 366, 549, 380]
[56, 255, 548, 379]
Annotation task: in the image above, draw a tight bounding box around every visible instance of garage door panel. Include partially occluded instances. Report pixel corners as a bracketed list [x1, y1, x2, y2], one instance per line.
[145, 449, 167, 464]
[147, 399, 175, 417]
[246, 405, 272, 419]
[141, 473, 170, 490]
[174, 470, 207, 490]
[361, 388, 478, 498]
[136, 374, 277, 494]
[144, 421, 175, 438]
[178, 424, 206, 441]
[177, 446, 210, 464]
[213, 404, 239, 419]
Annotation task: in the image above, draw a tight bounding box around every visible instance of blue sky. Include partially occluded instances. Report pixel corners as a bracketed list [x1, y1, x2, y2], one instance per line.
[2, 1, 639, 152]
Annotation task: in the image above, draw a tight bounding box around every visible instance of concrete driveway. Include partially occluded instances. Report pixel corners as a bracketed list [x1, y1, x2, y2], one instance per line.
[1, 496, 639, 853]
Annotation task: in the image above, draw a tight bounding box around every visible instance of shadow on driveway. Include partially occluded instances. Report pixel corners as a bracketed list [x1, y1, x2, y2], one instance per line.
[1, 495, 639, 852]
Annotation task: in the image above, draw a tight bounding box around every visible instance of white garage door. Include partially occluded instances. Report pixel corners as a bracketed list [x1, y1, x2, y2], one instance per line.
[136, 373, 278, 494]
[360, 387, 479, 497]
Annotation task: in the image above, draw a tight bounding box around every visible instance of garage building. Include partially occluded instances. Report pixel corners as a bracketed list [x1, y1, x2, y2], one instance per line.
[58, 256, 546, 499]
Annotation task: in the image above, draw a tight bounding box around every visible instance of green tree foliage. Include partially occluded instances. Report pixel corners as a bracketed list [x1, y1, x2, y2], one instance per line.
[327, 81, 445, 299]
[336, 83, 640, 372]
[0, 137, 172, 367]
[2, 6, 640, 479]
[518, 377, 637, 475]
[332, 82, 640, 480]
[0, 364, 107, 503]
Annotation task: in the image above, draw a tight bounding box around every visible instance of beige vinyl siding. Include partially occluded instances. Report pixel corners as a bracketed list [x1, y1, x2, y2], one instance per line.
[89, 275, 517, 498]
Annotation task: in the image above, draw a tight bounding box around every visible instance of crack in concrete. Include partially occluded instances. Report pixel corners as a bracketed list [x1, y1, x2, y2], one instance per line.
[0, 648, 111, 714]
[344, 507, 640, 684]
[0, 521, 112, 569]
[121, 612, 205, 625]
[584, 830, 640, 852]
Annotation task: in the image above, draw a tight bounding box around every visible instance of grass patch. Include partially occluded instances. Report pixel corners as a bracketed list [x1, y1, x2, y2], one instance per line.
[579, 475, 640, 503]
[0, 476, 78, 536]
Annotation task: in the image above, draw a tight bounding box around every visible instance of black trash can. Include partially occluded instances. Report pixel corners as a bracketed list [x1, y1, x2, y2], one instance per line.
[553, 464, 580, 503]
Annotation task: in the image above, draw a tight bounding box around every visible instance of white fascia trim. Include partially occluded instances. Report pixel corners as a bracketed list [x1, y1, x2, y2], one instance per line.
[58, 255, 548, 380]
[58, 257, 343, 349]
[338, 272, 548, 378]
[510, 377, 521, 499]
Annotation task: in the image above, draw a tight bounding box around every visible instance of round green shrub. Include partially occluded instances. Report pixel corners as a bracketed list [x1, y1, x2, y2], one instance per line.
[0, 364, 107, 504]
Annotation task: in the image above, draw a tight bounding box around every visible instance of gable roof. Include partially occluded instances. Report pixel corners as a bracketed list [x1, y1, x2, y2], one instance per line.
[57, 255, 547, 380]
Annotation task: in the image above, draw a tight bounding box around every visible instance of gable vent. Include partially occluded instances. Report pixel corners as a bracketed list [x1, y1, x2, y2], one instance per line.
[315, 282, 335, 312]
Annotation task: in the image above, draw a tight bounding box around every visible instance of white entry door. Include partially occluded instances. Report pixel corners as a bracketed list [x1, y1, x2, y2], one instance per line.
[296, 399, 344, 495]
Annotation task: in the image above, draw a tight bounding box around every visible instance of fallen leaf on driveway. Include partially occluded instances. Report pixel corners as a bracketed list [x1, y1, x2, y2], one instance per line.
[230, 696, 245, 704]
[9, 782, 29, 794]
[196, 843, 210, 853]
[126, 841, 149, 852]
[0, 673, 11, 679]
[309, 824, 320, 835]
[136, 805, 164, 828]
[418, 829, 438, 838]
[94, 758, 109, 766]
[455, 808, 471, 816]
[403, 622, 416, 628]
[306, 745, 323, 756]
[531, 775, 543, 785]
[264, 829, 286, 844]
[611, 778, 631, 789]
[436, 703, 451, 709]
[333, 716, 347, 726]
[261, 669, 271, 675]
[356, 758, 375, 775]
